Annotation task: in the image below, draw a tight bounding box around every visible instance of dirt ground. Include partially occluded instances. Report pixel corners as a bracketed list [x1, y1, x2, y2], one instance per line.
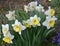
[0, 0, 51, 15]
[0, 0, 50, 9]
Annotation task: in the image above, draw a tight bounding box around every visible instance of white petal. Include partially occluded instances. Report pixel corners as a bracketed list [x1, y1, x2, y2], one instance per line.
[21, 25, 26, 30]
[10, 35, 14, 40]
[4, 32, 11, 36]
[12, 24, 14, 27]
[13, 11, 15, 13]
[53, 16, 57, 20]
[43, 21, 47, 26]
[10, 41, 13, 43]
[42, 9, 45, 12]
[37, 23, 40, 26]
[34, 15, 37, 18]
[48, 6, 51, 10]
[15, 20, 19, 25]
[19, 32, 21, 35]
[30, 17, 33, 21]
[9, 11, 12, 14]
[2, 24, 4, 27]
[5, 24, 9, 30]
[47, 26, 50, 29]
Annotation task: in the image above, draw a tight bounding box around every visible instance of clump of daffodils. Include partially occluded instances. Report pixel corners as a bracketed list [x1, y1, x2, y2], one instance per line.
[2, 24, 14, 43]
[1, 1, 58, 44]
[24, 1, 45, 13]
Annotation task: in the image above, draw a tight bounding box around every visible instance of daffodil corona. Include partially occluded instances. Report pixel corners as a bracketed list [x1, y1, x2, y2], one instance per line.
[48, 19, 55, 27]
[13, 25, 21, 32]
[49, 9, 55, 16]
[32, 18, 39, 25]
[3, 36, 11, 43]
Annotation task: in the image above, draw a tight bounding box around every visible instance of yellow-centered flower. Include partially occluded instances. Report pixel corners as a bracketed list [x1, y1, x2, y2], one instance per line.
[30, 15, 41, 27]
[3, 32, 14, 43]
[48, 20, 55, 27]
[32, 18, 39, 25]
[2, 24, 9, 36]
[6, 11, 16, 20]
[3, 36, 11, 43]
[24, 22, 30, 27]
[29, 1, 37, 11]
[45, 6, 55, 16]
[49, 9, 55, 16]
[23, 19, 31, 28]
[36, 4, 45, 12]
[24, 5, 30, 13]
[12, 20, 26, 35]
[13, 25, 21, 32]
[43, 16, 57, 29]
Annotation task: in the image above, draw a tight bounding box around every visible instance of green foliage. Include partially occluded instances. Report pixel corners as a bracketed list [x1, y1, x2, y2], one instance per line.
[51, 0, 60, 7]
[0, 1, 60, 46]
[3, 9, 56, 46]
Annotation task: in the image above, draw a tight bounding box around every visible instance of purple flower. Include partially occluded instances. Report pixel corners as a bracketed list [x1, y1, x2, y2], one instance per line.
[58, 39, 60, 43]
[52, 36, 56, 43]
[36, 0, 39, 2]
[58, 42, 60, 46]
[57, 32, 60, 38]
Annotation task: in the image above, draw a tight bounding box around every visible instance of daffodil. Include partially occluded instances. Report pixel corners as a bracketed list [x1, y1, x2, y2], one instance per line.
[36, 4, 45, 12]
[45, 6, 55, 16]
[43, 16, 57, 29]
[23, 19, 31, 28]
[12, 20, 26, 35]
[24, 5, 30, 13]
[2, 24, 9, 36]
[30, 15, 41, 27]
[3, 32, 14, 43]
[28, 1, 37, 11]
[6, 11, 16, 20]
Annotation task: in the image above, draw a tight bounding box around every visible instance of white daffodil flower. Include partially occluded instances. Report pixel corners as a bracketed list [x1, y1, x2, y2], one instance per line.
[36, 4, 45, 12]
[43, 16, 57, 29]
[45, 6, 55, 16]
[28, 1, 37, 11]
[6, 11, 16, 20]
[30, 15, 41, 27]
[24, 5, 30, 13]
[2, 24, 9, 36]
[23, 19, 31, 28]
[3, 32, 14, 43]
[12, 20, 26, 35]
